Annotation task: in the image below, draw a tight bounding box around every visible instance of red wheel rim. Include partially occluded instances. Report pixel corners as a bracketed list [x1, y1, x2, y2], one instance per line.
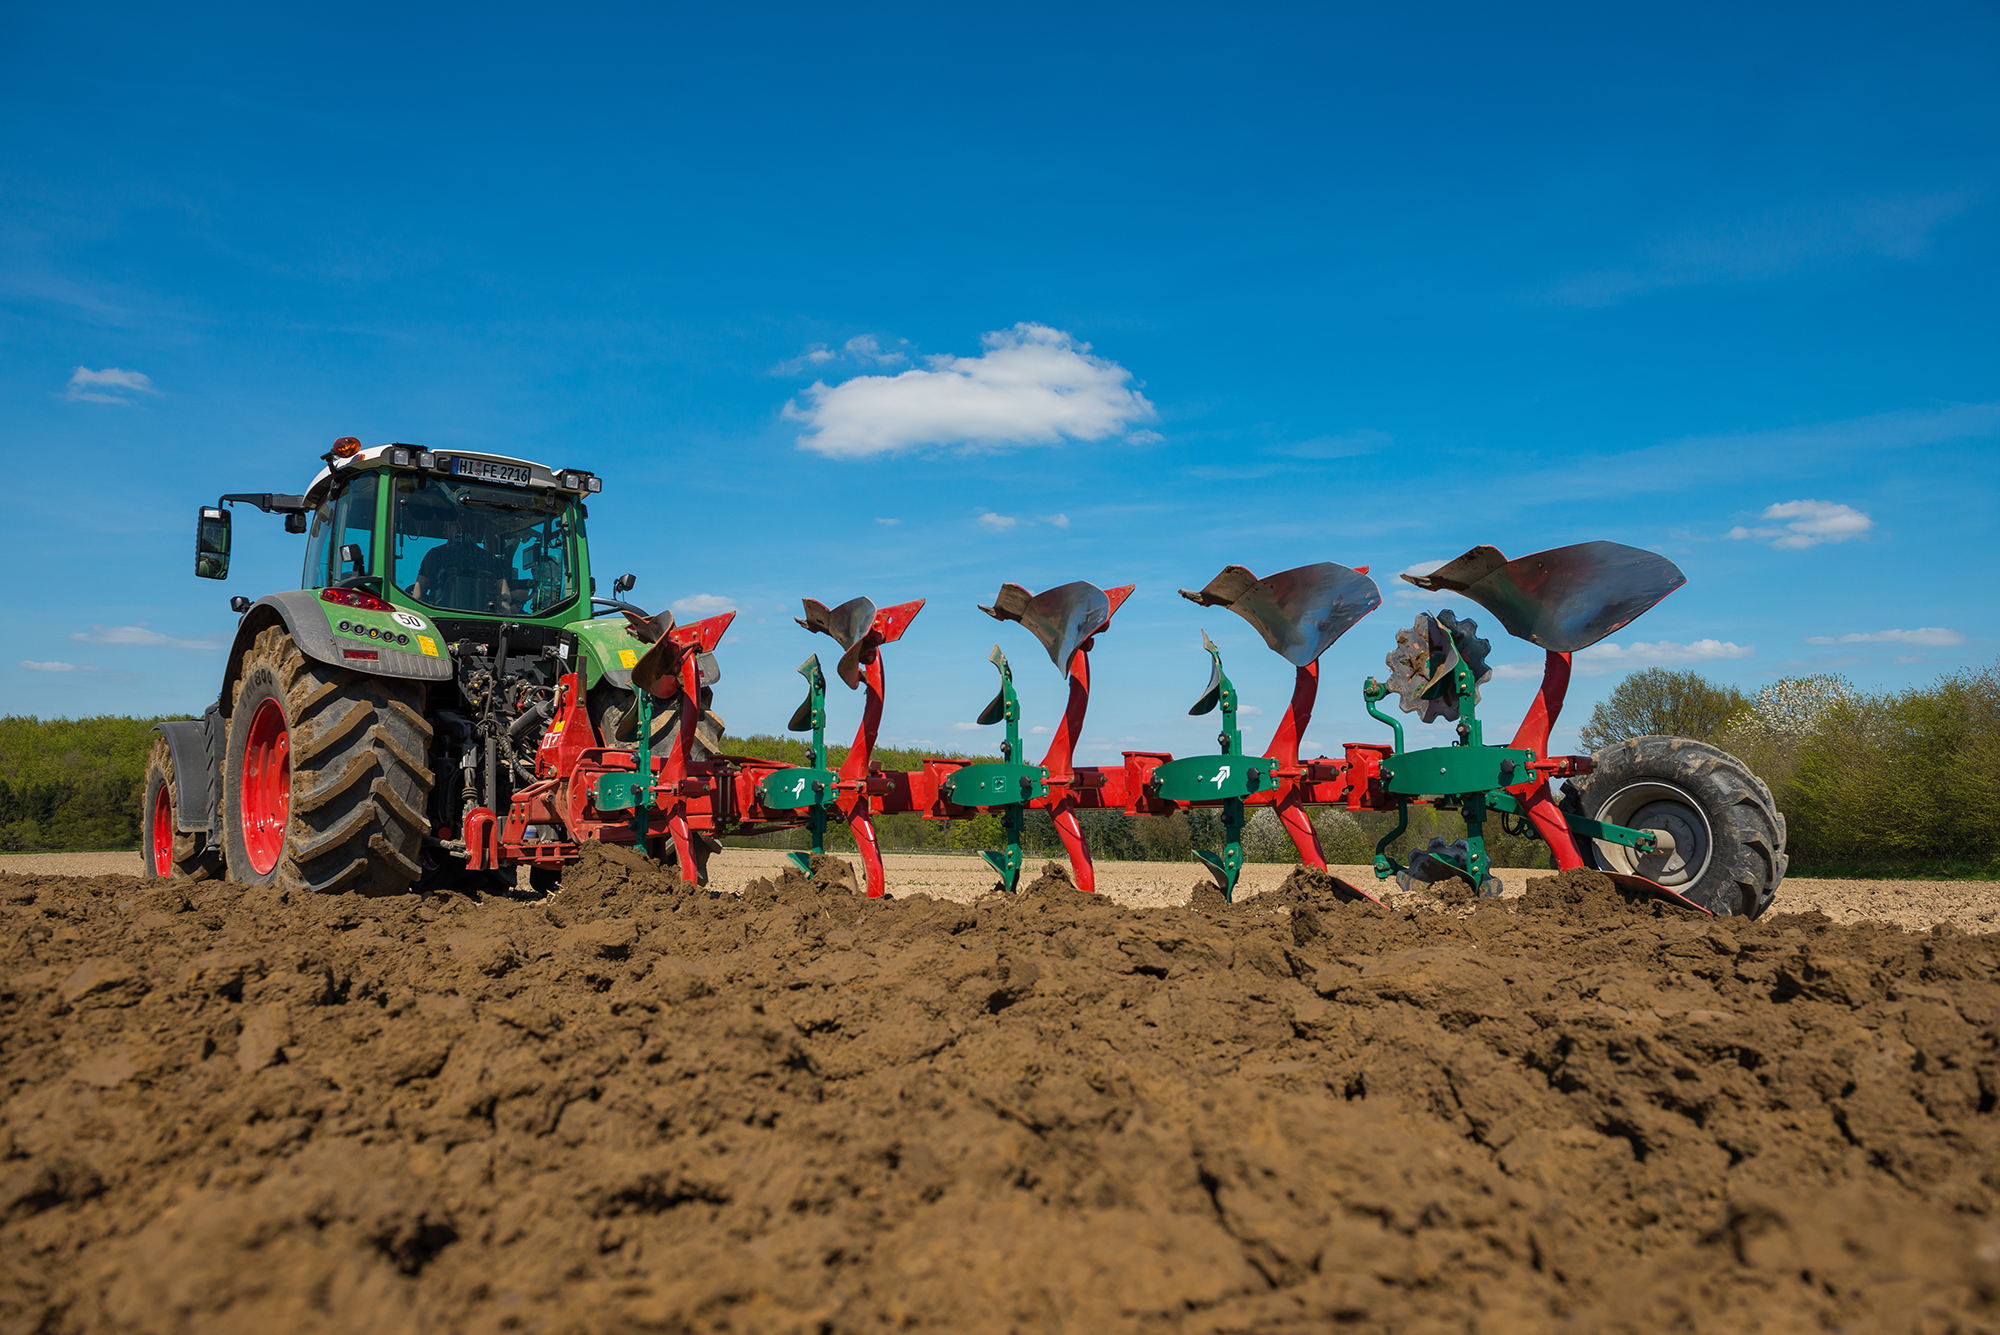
[150, 783, 174, 877]
[240, 697, 291, 876]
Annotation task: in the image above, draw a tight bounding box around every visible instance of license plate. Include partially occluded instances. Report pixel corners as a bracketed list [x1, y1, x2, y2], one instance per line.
[450, 457, 532, 486]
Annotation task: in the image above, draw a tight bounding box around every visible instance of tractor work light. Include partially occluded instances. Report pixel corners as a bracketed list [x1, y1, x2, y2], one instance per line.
[321, 586, 392, 613]
[389, 447, 412, 466]
[331, 436, 362, 458]
[418, 451, 437, 470]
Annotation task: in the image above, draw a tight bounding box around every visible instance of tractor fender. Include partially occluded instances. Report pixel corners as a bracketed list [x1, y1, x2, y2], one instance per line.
[217, 591, 453, 715]
[152, 705, 224, 834]
[569, 615, 643, 690]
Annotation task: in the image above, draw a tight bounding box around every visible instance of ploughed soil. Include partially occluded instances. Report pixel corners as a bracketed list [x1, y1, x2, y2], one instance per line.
[4, 854, 1999, 1334]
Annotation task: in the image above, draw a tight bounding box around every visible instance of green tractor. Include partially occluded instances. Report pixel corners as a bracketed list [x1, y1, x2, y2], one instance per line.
[142, 437, 691, 893]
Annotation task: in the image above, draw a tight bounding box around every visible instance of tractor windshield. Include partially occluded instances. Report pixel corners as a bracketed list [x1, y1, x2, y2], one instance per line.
[391, 473, 578, 616]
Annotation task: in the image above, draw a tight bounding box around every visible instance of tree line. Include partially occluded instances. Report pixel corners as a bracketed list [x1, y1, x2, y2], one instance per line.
[0, 715, 188, 853]
[1573, 660, 1999, 876]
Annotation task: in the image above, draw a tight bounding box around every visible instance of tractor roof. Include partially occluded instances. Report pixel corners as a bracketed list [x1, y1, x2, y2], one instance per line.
[303, 443, 598, 509]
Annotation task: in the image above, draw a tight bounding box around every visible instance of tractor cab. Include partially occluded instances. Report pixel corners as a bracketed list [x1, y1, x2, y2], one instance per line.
[295, 440, 601, 628]
[198, 437, 605, 637]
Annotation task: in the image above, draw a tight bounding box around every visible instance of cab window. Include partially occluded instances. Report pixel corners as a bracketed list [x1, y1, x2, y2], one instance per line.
[302, 473, 379, 589]
[392, 473, 576, 616]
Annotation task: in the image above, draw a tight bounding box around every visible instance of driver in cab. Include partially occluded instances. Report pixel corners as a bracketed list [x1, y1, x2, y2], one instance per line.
[403, 489, 512, 609]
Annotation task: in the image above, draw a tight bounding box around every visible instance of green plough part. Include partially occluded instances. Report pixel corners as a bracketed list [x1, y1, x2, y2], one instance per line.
[774, 655, 836, 877]
[1150, 632, 1247, 902]
[958, 646, 1046, 892]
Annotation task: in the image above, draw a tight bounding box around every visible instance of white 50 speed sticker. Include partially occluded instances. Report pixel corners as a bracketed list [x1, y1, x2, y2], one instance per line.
[392, 611, 426, 631]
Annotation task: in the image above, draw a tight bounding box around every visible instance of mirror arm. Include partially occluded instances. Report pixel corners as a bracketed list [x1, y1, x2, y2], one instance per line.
[217, 493, 309, 515]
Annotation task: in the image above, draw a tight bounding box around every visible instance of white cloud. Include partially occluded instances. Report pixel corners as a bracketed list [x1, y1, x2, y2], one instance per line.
[1805, 627, 1966, 646]
[1493, 643, 1755, 679]
[1277, 429, 1392, 459]
[66, 366, 160, 405]
[950, 721, 982, 731]
[842, 335, 906, 366]
[1392, 559, 1448, 600]
[976, 511, 1018, 532]
[671, 594, 736, 617]
[1029, 725, 1050, 735]
[1125, 429, 1164, 446]
[786, 323, 1157, 459]
[770, 346, 838, 374]
[1041, 513, 1070, 529]
[1727, 499, 1873, 549]
[1572, 639, 1755, 676]
[1542, 191, 1972, 307]
[1675, 403, 2000, 458]
[1238, 704, 1264, 716]
[772, 335, 911, 376]
[20, 660, 78, 672]
[70, 624, 223, 653]
[874, 517, 900, 526]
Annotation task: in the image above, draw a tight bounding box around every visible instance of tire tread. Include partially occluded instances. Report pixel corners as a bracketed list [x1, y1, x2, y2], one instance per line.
[225, 625, 431, 894]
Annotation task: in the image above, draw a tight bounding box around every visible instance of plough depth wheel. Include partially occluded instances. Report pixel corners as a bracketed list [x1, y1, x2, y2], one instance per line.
[1565, 735, 1787, 919]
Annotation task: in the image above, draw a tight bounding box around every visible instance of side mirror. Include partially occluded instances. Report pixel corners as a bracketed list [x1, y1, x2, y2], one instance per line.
[614, 573, 636, 595]
[195, 507, 231, 580]
[284, 512, 308, 534]
[340, 542, 364, 575]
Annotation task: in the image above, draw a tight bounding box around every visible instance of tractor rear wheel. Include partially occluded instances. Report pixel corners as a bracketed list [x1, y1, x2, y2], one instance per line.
[587, 679, 724, 758]
[1565, 736, 1786, 918]
[222, 625, 435, 894]
[140, 739, 221, 881]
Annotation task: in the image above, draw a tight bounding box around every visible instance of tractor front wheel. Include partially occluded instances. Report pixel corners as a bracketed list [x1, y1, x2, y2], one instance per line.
[1565, 735, 1787, 918]
[222, 625, 435, 894]
[140, 739, 220, 881]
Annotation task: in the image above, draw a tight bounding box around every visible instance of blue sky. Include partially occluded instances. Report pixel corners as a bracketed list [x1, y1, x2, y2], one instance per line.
[3, 1, 1995, 765]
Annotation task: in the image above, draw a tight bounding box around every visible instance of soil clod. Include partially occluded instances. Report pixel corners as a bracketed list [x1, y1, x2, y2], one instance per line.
[3, 861, 1996, 1333]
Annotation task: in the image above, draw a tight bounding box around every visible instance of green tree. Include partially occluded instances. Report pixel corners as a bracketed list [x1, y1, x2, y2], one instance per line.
[1577, 668, 1752, 754]
[1786, 659, 1999, 868]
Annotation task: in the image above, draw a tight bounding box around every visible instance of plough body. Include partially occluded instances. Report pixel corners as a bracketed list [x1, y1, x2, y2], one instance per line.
[473, 541, 1750, 917]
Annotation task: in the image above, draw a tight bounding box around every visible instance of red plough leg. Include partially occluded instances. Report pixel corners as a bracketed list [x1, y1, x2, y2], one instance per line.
[1051, 800, 1094, 893]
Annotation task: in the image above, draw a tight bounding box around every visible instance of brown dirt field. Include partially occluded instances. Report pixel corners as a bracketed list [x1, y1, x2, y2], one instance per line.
[16, 848, 2000, 930]
[4, 854, 1999, 1334]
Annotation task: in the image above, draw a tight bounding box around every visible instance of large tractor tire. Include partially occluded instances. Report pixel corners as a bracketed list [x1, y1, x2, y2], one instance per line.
[222, 625, 435, 895]
[1564, 735, 1787, 919]
[587, 679, 725, 758]
[139, 739, 222, 881]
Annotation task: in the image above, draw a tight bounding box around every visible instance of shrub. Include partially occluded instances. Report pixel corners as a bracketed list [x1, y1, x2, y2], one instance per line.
[1577, 668, 1753, 754]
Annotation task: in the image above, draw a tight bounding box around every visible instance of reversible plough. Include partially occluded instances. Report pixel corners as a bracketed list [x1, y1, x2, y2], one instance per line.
[481, 540, 1775, 917]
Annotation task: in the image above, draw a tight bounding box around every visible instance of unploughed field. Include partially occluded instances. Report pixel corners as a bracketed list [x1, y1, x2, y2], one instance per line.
[3, 849, 1998, 1334]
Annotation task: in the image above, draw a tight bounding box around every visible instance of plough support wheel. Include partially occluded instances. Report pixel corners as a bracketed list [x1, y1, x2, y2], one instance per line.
[1564, 736, 1787, 918]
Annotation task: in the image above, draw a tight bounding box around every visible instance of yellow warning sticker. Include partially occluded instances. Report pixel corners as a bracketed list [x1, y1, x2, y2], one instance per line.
[619, 649, 638, 669]
[417, 635, 438, 658]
